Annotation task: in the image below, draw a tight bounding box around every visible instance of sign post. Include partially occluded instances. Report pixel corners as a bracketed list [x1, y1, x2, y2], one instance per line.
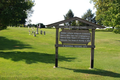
[90, 29, 95, 68]
[55, 28, 59, 67]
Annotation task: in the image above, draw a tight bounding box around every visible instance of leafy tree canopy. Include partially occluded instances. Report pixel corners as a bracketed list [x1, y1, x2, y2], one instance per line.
[0, 0, 34, 30]
[90, 0, 120, 28]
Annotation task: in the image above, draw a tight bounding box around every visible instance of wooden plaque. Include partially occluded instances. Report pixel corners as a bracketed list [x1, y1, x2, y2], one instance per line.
[60, 30, 91, 44]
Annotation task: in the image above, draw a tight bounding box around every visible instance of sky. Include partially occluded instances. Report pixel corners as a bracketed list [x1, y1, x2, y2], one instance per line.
[28, 0, 96, 25]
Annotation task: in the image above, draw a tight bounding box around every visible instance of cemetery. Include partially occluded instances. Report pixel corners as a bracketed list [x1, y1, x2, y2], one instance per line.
[0, 17, 120, 80]
[0, 0, 120, 79]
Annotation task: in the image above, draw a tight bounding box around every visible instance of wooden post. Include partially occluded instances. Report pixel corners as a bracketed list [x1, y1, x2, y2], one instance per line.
[90, 29, 95, 68]
[55, 28, 59, 67]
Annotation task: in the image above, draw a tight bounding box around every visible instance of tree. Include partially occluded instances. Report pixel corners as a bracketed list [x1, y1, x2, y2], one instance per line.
[82, 9, 96, 23]
[19, 11, 27, 25]
[37, 23, 45, 28]
[64, 9, 75, 26]
[0, 0, 34, 30]
[64, 9, 74, 19]
[90, 0, 120, 30]
[76, 9, 96, 26]
[26, 7, 34, 25]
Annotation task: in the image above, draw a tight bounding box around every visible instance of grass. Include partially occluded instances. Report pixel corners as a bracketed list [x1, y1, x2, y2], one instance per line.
[0, 27, 120, 80]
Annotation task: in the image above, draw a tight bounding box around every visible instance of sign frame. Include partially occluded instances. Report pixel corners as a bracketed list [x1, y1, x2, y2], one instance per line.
[46, 17, 105, 69]
[55, 26, 95, 69]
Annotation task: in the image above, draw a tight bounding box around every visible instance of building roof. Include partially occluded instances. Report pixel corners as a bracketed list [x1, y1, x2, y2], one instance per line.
[46, 17, 105, 28]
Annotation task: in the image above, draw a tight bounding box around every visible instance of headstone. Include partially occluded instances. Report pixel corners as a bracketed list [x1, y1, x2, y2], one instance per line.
[34, 31, 36, 37]
[36, 26, 39, 34]
[32, 31, 34, 35]
[29, 30, 30, 35]
[39, 24, 41, 29]
[40, 30, 42, 35]
[44, 31, 46, 35]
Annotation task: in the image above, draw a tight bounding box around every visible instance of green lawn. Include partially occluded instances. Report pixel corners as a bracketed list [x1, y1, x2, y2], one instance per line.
[0, 27, 120, 80]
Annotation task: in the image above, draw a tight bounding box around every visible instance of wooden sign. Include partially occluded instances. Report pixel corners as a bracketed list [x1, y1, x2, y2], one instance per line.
[46, 17, 105, 69]
[60, 30, 91, 44]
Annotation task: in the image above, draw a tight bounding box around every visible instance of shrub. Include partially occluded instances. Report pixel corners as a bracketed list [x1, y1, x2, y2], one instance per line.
[113, 25, 120, 34]
[0, 23, 7, 30]
[105, 28, 114, 32]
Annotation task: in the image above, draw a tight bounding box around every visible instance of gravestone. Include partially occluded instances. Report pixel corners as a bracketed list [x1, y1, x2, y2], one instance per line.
[44, 31, 46, 35]
[34, 31, 36, 37]
[29, 30, 30, 35]
[39, 24, 41, 29]
[40, 30, 42, 35]
[36, 26, 39, 34]
[32, 31, 34, 35]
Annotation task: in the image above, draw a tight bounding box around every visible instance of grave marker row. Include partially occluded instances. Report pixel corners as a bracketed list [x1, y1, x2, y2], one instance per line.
[28, 30, 46, 36]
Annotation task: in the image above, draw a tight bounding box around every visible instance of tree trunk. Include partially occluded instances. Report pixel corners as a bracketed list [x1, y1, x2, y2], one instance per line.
[112, 27, 114, 29]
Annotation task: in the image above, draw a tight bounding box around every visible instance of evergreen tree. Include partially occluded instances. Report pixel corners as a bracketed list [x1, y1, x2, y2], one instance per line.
[64, 9, 75, 26]
[82, 9, 96, 23]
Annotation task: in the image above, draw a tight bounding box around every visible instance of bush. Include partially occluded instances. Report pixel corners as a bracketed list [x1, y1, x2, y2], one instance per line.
[105, 28, 114, 32]
[113, 25, 120, 34]
[0, 23, 7, 30]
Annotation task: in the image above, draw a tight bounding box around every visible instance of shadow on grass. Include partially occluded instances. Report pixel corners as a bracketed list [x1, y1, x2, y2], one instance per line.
[0, 51, 75, 64]
[0, 37, 31, 50]
[61, 67, 120, 78]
